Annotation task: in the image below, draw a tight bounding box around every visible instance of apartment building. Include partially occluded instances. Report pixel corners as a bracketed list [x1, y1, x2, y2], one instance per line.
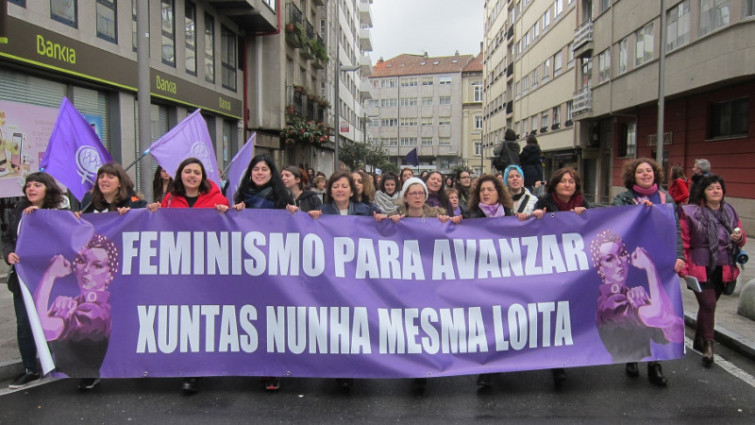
[462, 53, 485, 176]
[0, 0, 266, 199]
[572, 0, 755, 230]
[367, 53, 475, 173]
[483, 0, 579, 177]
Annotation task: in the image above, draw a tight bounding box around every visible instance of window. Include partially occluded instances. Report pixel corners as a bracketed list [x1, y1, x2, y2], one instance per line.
[475, 115, 483, 130]
[381, 98, 398, 107]
[185, 2, 197, 75]
[439, 137, 451, 145]
[598, 49, 611, 82]
[554, 51, 563, 74]
[533, 23, 539, 40]
[421, 77, 434, 86]
[221, 26, 236, 90]
[160, 0, 175, 66]
[542, 10, 551, 30]
[531, 69, 539, 88]
[619, 122, 637, 158]
[618, 37, 628, 74]
[387, 138, 398, 146]
[400, 137, 417, 146]
[400, 97, 418, 107]
[400, 77, 418, 87]
[542, 58, 551, 81]
[710, 97, 749, 138]
[132, 0, 137, 50]
[568, 42, 575, 66]
[400, 117, 417, 127]
[439, 96, 451, 105]
[421, 117, 433, 126]
[205, 14, 215, 83]
[635, 23, 654, 66]
[422, 97, 433, 106]
[522, 75, 529, 93]
[746, 0, 755, 17]
[552, 105, 561, 128]
[422, 137, 433, 146]
[439, 76, 452, 85]
[439, 117, 451, 126]
[368, 118, 380, 127]
[473, 83, 483, 102]
[554, 0, 564, 17]
[667, 1, 690, 52]
[601, 0, 610, 13]
[51, 0, 77, 27]
[381, 118, 398, 127]
[566, 100, 574, 123]
[540, 113, 549, 131]
[381, 78, 397, 88]
[367, 99, 379, 108]
[700, 0, 731, 36]
[515, 81, 521, 98]
[96, 0, 117, 42]
[475, 141, 482, 156]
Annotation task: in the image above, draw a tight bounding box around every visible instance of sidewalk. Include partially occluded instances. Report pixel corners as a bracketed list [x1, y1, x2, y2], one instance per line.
[1, 266, 754, 381]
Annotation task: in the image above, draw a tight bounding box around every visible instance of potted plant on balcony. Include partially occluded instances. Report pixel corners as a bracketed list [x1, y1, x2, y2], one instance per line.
[286, 104, 296, 115]
[280, 116, 331, 146]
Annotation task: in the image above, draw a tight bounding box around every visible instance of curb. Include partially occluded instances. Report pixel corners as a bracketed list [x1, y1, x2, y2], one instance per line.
[683, 313, 755, 361]
[0, 360, 23, 382]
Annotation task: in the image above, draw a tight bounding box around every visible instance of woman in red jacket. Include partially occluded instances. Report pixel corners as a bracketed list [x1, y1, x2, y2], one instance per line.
[668, 166, 689, 211]
[148, 157, 229, 394]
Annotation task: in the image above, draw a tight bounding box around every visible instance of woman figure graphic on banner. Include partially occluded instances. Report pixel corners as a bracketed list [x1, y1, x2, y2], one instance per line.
[33, 234, 119, 384]
[590, 230, 684, 375]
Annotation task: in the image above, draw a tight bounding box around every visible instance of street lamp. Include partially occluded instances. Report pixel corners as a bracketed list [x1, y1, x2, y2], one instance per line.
[333, 64, 360, 172]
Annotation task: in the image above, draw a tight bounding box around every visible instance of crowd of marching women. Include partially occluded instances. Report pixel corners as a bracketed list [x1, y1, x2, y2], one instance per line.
[3, 147, 746, 395]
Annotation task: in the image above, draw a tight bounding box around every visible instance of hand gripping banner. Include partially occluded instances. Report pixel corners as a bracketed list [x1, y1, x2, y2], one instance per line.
[15, 205, 685, 379]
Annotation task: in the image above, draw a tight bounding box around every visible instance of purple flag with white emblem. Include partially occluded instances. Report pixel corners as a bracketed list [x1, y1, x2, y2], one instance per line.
[224, 133, 255, 205]
[40, 97, 113, 201]
[149, 109, 221, 186]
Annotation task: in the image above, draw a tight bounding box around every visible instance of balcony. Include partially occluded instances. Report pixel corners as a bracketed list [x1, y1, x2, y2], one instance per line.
[359, 80, 373, 99]
[572, 87, 592, 116]
[211, 0, 277, 31]
[285, 3, 304, 48]
[359, 28, 373, 51]
[359, 53, 373, 76]
[571, 21, 593, 59]
[359, 1, 373, 27]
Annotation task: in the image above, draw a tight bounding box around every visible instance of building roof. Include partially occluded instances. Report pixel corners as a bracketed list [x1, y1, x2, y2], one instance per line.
[463, 53, 483, 73]
[372, 53, 475, 77]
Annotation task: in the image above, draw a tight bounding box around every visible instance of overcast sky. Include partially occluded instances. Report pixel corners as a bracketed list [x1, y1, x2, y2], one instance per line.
[370, 0, 485, 62]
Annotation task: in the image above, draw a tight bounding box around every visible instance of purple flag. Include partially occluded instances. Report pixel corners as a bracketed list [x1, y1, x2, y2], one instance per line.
[40, 97, 113, 201]
[404, 147, 419, 167]
[224, 133, 255, 205]
[149, 109, 221, 186]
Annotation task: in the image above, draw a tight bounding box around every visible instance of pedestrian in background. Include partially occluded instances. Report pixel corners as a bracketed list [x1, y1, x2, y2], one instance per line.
[152, 166, 174, 203]
[680, 174, 746, 366]
[520, 134, 543, 192]
[687, 159, 711, 204]
[3, 172, 67, 389]
[668, 165, 689, 209]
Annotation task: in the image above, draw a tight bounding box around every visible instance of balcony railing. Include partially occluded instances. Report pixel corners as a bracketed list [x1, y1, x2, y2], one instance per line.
[572, 21, 593, 58]
[572, 87, 592, 115]
[359, 0, 373, 27]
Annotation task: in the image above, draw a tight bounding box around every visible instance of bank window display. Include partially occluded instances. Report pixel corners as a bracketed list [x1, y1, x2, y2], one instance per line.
[51, 0, 77, 28]
[205, 13, 215, 83]
[221, 25, 236, 91]
[96, 0, 117, 43]
[185, 2, 197, 75]
[161, 0, 176, 67]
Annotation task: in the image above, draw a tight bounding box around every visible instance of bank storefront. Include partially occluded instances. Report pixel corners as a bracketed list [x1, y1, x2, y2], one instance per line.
[0, 16, 243, 199]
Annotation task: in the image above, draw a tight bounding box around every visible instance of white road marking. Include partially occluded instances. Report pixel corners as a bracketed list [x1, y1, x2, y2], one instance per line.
[685, 336, 755, 388]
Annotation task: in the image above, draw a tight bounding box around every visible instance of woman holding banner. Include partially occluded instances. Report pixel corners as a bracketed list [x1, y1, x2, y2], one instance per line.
[308, 172, 388, 389]
[389, 177, 460, 224]
[148, 157, 230, 394]
[80, 163, 147, 213]
[3, 172, 68, 389]
[610, 158, 685, 386]
[530, 167, 589, 386]
[281, 166, 321, 213]
[232, 154, 294, 391]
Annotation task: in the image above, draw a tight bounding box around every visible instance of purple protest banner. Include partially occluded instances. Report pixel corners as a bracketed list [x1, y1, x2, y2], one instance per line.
[149, 109, 221, 187]
[15, 205, 685, 379]
[40, 97, 113, 201]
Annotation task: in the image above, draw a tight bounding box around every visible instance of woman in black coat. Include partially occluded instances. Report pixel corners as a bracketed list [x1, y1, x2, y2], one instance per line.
[520, 134, 544, 191]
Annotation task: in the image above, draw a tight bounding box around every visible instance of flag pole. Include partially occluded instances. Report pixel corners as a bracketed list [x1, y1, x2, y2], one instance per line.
[123, 148, 151, 173]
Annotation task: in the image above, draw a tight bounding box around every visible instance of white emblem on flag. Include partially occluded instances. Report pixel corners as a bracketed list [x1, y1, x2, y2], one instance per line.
[76, 146, 103, 184]
[190, 141, 214, 173]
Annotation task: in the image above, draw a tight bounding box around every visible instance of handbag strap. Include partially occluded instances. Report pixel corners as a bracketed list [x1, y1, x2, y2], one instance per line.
[516, 194, 530, 214]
